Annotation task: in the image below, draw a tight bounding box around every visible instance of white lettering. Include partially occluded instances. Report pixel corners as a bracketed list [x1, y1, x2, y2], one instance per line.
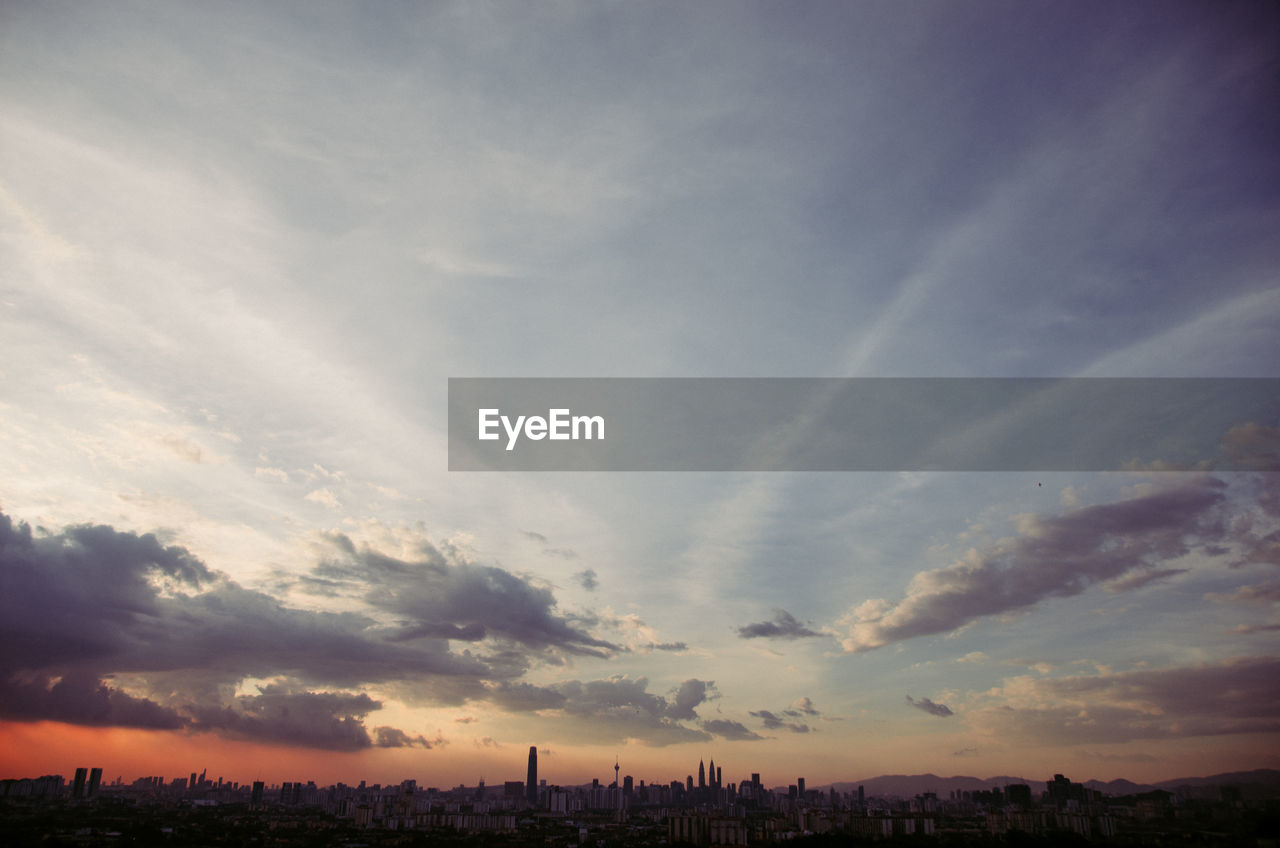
[573, 414, 604, 440]
[549, 408, 570, 440]
[478, 409, 500, 440]
[478, 408, 605, 451]
[502, 414, 525, 451]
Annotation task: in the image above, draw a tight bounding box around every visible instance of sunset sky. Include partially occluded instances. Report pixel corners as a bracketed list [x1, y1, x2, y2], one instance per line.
[2, 1, 1279, 791]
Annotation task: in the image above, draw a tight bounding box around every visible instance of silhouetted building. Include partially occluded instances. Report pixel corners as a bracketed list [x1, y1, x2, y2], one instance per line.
[1006, 783, 1032, 808]
[526, 747, 538, 806]
[698, 759, 706, 788]
[251, 781, 264, 807]
[87, 768, 101, 798]
[72, 768, 87, 799]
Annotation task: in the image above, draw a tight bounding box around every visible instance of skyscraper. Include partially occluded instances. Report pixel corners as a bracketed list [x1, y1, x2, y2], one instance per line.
[72, 768, 87, 799]
[526, 746, 538, 806]
[87, 768, 102, 798]
[698, 759, 705, 788]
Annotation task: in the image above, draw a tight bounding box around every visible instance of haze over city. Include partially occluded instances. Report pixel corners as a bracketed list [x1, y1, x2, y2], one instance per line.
[2, 1, 1279, 793]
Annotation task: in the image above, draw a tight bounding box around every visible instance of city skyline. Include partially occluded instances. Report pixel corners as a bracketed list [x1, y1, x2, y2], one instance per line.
[2, 2, 1279, 790]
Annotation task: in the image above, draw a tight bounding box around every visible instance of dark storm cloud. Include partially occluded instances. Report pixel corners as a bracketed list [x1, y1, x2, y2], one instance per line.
[304, 533, 616, 657]
[0, 509, 618, 749]
[188, 686, 380, 751]
[736, 609, 823, 640]
[841, 477, 1232, 652]
[0, 671, 186, 729]
[702, 719, 765, 741]
[905, 695, 954, 718]
[972, 656, 1280, 743]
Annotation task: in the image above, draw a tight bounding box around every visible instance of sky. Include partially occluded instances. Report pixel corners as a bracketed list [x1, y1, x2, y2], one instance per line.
[1, 0, 1279, 791]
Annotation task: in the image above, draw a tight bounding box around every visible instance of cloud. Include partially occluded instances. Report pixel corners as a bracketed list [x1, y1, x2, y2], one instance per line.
[736, 609, 823, 640]
[0, 671, 187, 730]
[749, 709, 810, 733]
[1233, 623, 1280, 634]
[188, 685, 381, 751]
[596, 609, 689, 654]
[839, 477, 1230, 652]
[574, 568, 599, 591]
[668, 678, 716, 721]
[489, 676, 718, 746]
[1103, 568, 1188, 593]
[905, 695, 954, 717]
[791, 696, 820, 716]
[969, 656, 1280, 743]
[373, 726, 440, 748]
[0, 510, 616, 749]
[1219, 422, 1280, 472]
[304, 488, 341, 509]
[702, 719, 765, 741]
[305, 532, 617, 658]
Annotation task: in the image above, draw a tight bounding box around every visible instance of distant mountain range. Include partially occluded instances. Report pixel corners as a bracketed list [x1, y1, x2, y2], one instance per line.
[817, 769, 1280, 800]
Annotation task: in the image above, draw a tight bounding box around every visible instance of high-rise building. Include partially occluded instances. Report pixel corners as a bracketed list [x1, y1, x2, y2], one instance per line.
[251, 781, 264, 808]
[72, 768, 87, 799]
[526, 747, 538, 806]
[798, 777, 806, 797]
[698, 760, 706, 788]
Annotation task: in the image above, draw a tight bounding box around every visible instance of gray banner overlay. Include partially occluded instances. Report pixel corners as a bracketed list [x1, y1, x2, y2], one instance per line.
[448, 378, 1280, 472]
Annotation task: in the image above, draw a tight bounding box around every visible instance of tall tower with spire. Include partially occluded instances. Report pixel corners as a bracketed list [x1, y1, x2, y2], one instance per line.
[698, 759, 706, 788]
[709, 757, 717, 790]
